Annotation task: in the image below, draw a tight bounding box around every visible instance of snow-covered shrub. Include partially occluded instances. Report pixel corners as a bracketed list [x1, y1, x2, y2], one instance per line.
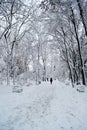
[76, 85, 85, 92]
[12, 85, 23, 93]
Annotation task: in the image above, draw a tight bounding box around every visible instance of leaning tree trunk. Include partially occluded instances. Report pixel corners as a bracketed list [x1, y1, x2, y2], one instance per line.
[71, 8, 86, 85]
[61, 27, 74, 87]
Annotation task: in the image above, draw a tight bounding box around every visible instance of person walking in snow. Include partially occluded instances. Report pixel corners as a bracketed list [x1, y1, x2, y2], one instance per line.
[50, 77, 53, 84]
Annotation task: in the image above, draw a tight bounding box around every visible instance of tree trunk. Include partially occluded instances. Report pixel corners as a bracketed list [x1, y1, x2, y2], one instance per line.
[71, 8, 86, 85]
[76, 0, 87, 36]
[61, 27, 74, 87]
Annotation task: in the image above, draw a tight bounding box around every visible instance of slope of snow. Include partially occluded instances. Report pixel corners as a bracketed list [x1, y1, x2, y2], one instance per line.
[0, 80, 87, 130]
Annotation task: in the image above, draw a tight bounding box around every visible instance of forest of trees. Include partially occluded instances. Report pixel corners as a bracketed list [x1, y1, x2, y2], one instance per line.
[0, 0, 87, 86]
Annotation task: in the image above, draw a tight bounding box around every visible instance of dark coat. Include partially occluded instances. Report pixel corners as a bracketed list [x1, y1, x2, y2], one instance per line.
[50, 77, 53, 84]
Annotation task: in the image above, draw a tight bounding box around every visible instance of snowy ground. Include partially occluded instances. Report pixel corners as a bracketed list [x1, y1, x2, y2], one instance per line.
[0, 80, 87, 130]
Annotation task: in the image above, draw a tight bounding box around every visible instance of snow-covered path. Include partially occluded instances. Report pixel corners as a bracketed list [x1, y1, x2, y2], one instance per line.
[0, 81, 87, 130]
